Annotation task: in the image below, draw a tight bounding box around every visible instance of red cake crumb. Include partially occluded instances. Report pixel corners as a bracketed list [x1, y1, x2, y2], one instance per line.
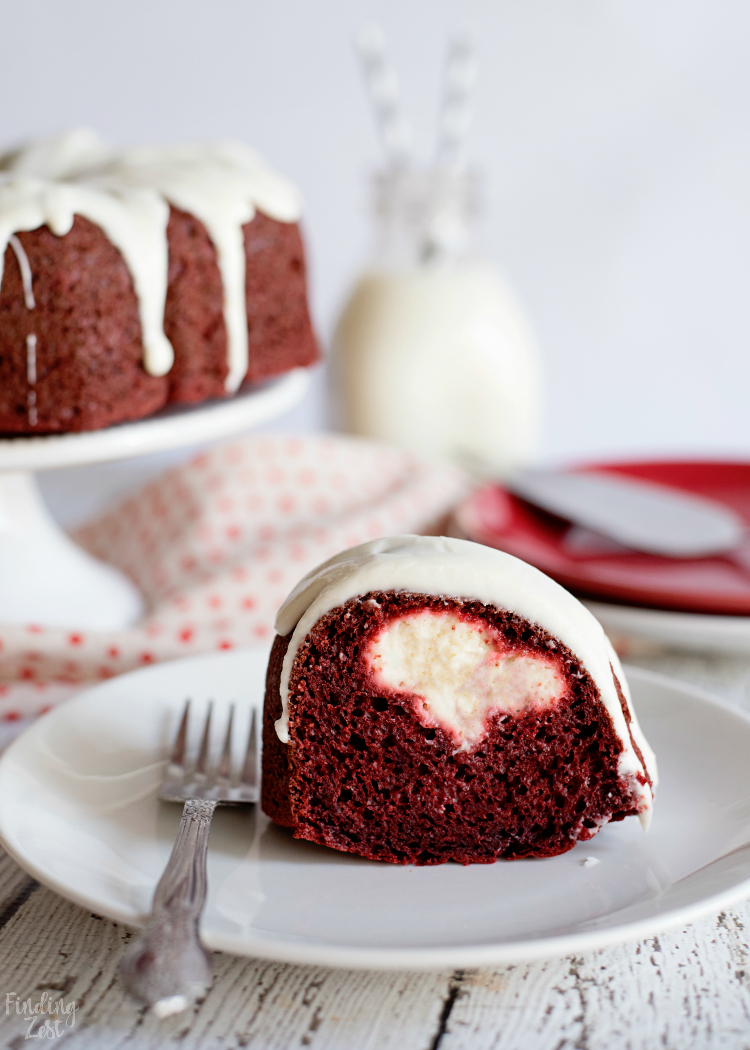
[242, 211, 319, 384]
[262, 591, 648, 865]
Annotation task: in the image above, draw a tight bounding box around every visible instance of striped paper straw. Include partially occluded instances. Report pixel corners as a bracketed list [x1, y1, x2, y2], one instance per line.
[355, 23, 413, 167]
[436, 31, 477, 171]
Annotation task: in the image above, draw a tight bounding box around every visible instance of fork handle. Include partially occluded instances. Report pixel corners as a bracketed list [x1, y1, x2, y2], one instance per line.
[118, 799, 217, 1013]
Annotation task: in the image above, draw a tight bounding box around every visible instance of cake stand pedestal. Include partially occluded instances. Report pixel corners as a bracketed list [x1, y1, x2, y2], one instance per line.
[0, 370, 309, 630]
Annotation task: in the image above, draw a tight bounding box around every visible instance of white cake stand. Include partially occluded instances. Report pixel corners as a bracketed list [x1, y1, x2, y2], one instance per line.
[0, 369, 309, 630]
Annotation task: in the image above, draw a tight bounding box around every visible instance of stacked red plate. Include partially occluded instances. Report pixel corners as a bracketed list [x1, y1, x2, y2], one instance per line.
[455, 461, 750, 623]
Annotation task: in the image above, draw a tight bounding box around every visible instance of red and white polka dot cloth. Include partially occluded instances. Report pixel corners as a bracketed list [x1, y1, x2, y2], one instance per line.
[0, 433, 467, 724]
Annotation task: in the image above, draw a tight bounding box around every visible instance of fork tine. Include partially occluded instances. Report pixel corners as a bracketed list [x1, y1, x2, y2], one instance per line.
[168, 699, 190, 771]
[160, 699, 258, 805]
[240, 708, 258, 788]
[195, 700, 213, 788]
[216, 703, 235, 785]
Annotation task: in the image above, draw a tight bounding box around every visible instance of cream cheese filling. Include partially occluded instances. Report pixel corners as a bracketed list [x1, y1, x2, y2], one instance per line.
[367, 609, 565, 750]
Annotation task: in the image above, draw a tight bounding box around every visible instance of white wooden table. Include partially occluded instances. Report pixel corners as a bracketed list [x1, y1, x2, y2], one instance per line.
[1, 649, 750, 1049]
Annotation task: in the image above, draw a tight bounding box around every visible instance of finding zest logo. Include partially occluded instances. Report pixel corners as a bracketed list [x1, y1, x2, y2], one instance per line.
[6, 992, 77, 1040]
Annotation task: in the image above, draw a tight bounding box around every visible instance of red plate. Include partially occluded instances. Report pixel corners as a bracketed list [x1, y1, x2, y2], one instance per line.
[454, 461, 750, 616]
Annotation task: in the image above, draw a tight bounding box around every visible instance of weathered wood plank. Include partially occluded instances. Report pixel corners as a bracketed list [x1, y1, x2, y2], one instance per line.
[437, 909, 750, 1050]
[0, 875, 749, 1050]
[0, 846, 38, 932]
[0, 878, 450, 1049]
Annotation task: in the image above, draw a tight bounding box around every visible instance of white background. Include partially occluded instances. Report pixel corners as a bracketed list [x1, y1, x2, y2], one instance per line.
[3, 0, 750, 519]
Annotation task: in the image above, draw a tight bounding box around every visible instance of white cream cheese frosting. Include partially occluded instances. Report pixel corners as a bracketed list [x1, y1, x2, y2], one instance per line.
[0, 128, 113, 180]
[0, 130, 303, 386]
[274, 534, 657, 827]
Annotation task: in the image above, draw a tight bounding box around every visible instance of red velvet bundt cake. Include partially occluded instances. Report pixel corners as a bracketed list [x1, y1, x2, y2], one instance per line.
[0, 130, 319, 433]
[262, 535, 657, 865]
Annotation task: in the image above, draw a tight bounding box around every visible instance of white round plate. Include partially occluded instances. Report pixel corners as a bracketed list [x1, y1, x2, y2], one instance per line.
[0, 651, 748, 970]
[0, 369, 308, 472]
[586, 599, 750, 655]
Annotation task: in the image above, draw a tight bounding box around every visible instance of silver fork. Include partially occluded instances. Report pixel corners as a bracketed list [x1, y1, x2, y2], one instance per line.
[118, 699, 258, 1017]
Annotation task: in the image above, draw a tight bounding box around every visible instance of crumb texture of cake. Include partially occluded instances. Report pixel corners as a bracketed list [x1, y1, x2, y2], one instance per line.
[262, 535, 657, 866]
[0, 130, 319, 433]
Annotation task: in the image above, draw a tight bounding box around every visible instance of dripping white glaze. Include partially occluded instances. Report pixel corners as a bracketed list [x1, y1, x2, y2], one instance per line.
[91, 144, 301, 392]
[26, 333, 36, 383]
[26, 334, 37, 426]
[9, 232, 39, 427]
[0, 131, 303, 385]
[274, 535, 658, 829]
[0, 175, 173, 377]
[8, 235, 35, 309]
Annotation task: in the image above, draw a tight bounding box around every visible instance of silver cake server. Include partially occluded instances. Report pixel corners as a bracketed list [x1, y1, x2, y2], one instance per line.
[506, 469, 745, 558]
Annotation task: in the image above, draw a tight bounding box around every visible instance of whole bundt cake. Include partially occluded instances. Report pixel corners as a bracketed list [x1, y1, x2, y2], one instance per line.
[0, 129, 319, 433]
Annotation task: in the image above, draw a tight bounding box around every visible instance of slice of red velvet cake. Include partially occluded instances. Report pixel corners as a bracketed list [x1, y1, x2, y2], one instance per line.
[262, 535, 657, 865]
